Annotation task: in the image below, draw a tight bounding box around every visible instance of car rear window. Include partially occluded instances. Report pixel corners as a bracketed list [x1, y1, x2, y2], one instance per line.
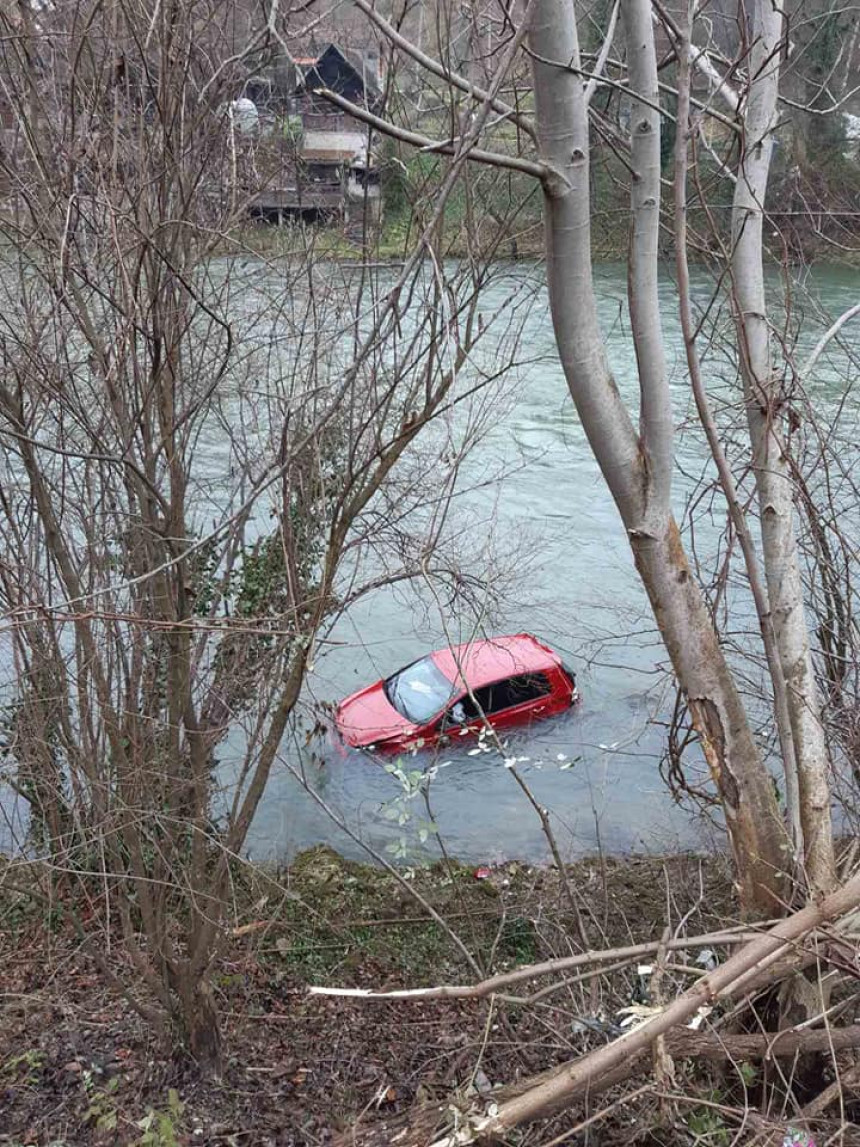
[384, 656, 456, 724]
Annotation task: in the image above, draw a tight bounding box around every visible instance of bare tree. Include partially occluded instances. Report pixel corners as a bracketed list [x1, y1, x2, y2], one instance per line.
[0, 0, 533, 1070]
[727, 0, 836, 896]
[342, 0, 790, 914]
[333, 0, 860, 920]
[534, 0, 792, 915]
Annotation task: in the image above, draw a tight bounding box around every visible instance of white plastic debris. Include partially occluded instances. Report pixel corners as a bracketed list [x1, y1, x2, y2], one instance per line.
[687, 1005, 714, 1030]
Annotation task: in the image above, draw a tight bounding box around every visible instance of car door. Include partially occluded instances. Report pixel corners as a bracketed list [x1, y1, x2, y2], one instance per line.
[479, 671, 554, 733]
[432, 685, 492, 744]
[434, 673, 554, 742]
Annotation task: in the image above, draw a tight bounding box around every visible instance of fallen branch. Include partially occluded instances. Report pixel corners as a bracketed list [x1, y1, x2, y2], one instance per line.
[308, 925, 776, 1001]
[476, 870, 860, 1138]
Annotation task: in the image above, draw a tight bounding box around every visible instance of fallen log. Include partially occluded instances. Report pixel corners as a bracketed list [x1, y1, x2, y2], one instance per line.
[662, 1021, 860, 1061]
[475, 870, 860, 1139]
[500, 1023, 860, 1096]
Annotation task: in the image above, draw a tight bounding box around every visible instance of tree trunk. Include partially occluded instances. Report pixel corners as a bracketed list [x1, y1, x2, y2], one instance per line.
[529, 0, 788, 915]
[630, 521, 788, 911]
[731, 0, 835, 897]
[176, 968, 222, 1077]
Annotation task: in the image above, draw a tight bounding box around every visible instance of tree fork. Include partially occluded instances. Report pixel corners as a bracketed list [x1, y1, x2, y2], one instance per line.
[530, 0, 788, 915]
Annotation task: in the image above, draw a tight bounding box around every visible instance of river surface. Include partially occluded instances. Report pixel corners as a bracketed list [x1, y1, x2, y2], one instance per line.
[1, 260, 857, 865]
[231, 260, 860, 866]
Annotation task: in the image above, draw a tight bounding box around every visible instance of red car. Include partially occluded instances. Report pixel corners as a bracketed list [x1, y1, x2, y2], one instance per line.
[335, 633, 578, 752]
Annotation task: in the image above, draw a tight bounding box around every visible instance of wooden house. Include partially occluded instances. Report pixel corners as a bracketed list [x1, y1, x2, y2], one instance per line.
[244, 42, 383, 227]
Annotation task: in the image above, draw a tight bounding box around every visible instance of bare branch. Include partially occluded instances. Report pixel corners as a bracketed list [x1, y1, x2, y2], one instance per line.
[651, 0, 741, 113]
[351, 0, 536, 139]
[802, 302, 860, 381]
[311, 85, 550, 181]
[583, 0, 619, 105]
[308, 924, 779, 1000]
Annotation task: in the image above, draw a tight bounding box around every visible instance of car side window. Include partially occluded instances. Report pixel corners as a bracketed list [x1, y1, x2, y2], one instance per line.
[453, 673, 551, 721]
[492, 672, 551, 711]
[444, 685, 491, 725]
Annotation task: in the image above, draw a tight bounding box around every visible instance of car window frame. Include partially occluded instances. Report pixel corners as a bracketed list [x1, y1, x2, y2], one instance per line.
[437, 669, 554, 728]
[487, 671, 553, 714]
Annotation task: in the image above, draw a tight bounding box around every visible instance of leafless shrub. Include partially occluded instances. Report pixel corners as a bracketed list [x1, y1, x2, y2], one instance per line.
[0, 0, 537, 1070]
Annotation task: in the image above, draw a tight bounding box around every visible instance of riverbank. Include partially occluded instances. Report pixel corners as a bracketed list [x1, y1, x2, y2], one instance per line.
[1, 846, 741, 1146]
[215, 209, 860, 270]
[215, 143, 860, 268]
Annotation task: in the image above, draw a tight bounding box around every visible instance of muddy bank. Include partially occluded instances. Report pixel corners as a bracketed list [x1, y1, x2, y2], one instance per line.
[1, 847, 743, 1146]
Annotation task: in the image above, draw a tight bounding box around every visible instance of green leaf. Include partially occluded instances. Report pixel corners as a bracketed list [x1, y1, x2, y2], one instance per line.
[739, 1061, 757, 1086]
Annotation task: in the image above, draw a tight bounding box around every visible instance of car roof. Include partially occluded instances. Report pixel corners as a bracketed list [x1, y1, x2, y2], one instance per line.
[431, 633, 559, 691]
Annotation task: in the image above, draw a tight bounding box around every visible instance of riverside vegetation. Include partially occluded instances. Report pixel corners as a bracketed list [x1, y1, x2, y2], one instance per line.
[3, 845, 751, 1146]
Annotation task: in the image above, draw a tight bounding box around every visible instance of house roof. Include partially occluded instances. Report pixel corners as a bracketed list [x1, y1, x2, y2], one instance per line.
[294, 43, 381, 100]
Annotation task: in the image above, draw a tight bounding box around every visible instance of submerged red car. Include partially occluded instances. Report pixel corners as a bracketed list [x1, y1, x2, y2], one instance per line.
[335, 633, 578, 752]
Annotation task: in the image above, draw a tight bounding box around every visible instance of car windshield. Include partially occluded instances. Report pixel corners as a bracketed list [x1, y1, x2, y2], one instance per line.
[384, 656, 456, 724]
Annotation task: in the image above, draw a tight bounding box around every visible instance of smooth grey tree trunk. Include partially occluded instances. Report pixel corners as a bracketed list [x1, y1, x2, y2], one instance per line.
[730, 0, 835, 897]
[529, 0, 787, 915]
